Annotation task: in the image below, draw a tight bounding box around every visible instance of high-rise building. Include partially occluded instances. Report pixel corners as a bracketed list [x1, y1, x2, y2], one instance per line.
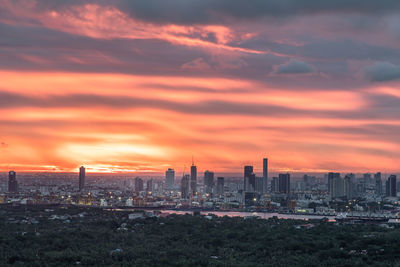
[155, 181, 164, 195]
[255, 177, 264, 194]
[244, 166, 254, 192]
[181, 174, 190, 199]
[344, 174, 354, 199]
[386, 175, 397, 197]
[263, 158, 268, 193]
[165, 168, 175, 190]
[278, 173, 290, 194]
[363, 173, 372, 185]
[190, 162, 197, 196]
[204, 170, 214, 194]
[135, 177, 144, 194]
[245, 173, 256, 192]
[271, 177, 279, 192]
[303, 175, 315, 191]
[146, 179, 153, 193]
[216, 177, 224, 195]
[328, 172, 343, 199]
[79, 166, 85, 191]
[8, 171, 18, 193]
[375, 172, 382, 196]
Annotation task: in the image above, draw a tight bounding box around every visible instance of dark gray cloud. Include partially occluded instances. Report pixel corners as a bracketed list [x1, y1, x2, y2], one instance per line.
[116, 0, 400, 25]
[0, 142, 8, 148]
[275, 59, 314, 74]
[364, 62, 400, 81]
[0, 23, 212, 76]
[3, 2, 400, 87]
[268, 39, 400, 61]
[29, 0, 400, 25]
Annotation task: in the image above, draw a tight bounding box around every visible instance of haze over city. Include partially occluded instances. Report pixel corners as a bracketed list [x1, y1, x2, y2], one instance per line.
[1, 0, 400, 174]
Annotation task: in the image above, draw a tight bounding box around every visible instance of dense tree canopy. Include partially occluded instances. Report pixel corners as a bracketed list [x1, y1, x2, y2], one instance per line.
[0, 205, 399, 266]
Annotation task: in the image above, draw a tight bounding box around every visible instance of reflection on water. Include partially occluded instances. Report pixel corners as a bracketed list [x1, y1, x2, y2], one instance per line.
[161, 210, 336, 222]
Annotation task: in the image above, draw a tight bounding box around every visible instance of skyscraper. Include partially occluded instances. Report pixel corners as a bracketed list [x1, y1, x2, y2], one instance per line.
[181, 174, 190, 199]
[303, 175, 310, 191]
[245, 173, 256, 192]
[363, 173, 372, 186]
[263, 158, 268, 193]
[204, 170, 214, 194]
[244, 166, 253, 192]
[278, 173, 290, 194]
[386, 175, 397, 197]
[344, 174, 354, 199]
[190, 161, 197, 196]
[79, 166, 85, 191]
[216, 177, 224, 196]
[165, 168, 175, 190]
[328, 172, 343, 199]
[375, 172, 382, 196]
[271, 177, 279, 192]
[146, 179, 153, 193]
[135, 177, 144, 194]
[8, 171, 18, 193]
[255, 177, 264, 194]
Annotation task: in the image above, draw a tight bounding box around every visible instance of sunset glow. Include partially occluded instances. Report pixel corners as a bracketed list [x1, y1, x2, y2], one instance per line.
[1, 0, 400, 174]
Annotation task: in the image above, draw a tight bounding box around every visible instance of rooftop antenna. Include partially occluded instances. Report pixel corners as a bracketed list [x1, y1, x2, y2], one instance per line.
[192, 155, 194, 166]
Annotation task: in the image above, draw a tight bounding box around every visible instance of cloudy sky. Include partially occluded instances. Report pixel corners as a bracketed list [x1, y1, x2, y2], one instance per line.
[1, 0, 400, 174]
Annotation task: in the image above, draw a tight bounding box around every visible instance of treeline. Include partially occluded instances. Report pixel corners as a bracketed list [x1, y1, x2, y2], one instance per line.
[0, 207, 399, 266]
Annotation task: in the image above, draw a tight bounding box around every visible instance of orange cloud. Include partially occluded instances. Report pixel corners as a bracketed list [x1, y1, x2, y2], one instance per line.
[0, 70, 399, 174]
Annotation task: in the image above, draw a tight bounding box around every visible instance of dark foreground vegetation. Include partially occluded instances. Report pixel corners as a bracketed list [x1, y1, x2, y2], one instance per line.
[1, 205, 400, 266]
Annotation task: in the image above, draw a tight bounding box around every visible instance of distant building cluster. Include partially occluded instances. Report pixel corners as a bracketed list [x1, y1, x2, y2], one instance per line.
[1, 158, 399, 218]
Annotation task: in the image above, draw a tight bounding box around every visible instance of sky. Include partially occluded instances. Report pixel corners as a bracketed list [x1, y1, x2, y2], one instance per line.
[1, 0, 400, 174]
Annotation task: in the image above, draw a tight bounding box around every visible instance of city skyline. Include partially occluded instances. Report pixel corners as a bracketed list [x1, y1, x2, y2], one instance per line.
[1, 1, 400, 173]
[2, 2, 400, 266]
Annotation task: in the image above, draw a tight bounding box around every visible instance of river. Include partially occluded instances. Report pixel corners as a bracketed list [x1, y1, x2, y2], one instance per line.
[161, 210, 336, 221]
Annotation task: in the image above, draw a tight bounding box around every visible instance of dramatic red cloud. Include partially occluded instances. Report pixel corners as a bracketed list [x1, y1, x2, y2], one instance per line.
[0, 0, 399, 175]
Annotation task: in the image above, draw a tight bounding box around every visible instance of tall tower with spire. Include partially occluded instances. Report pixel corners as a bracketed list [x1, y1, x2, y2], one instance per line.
[190, 157, 197, 197]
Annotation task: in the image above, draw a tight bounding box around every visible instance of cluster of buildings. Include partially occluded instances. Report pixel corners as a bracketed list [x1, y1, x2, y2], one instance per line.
[327, 172, 397, 200]
[1, 159, 399, 215]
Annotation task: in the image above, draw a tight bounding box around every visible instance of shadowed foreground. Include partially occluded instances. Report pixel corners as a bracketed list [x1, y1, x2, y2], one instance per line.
[0, 205, 399, 266]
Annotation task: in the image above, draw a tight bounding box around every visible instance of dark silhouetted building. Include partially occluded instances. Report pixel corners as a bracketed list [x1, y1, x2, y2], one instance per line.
[328, 172, 343, 199]
[271, 177, 279, 192]
[79, 166, 85, 191]
[363, 173, 372, 186]
[255, 177, 264, 194]
[190, 162, 197, 196]
[8, 171, 18, 193]
[244, 165, 253, 191]
[278, 173, 290, 194]
[146, 179, 153, 193]
[181, 174, 190, 199]
[165, 168, 175, 190]
[386, 175, 397, 197]
[204, 170, 214, 194]
[303, 175, 313, 191]
[216, 177, 224, 196]
[135, 177, 144, 194]
[244, 166, 255, 192]
[263, 158, 268, 193]
[344, 174, 354, 199]
[375, 172, 382, 196]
